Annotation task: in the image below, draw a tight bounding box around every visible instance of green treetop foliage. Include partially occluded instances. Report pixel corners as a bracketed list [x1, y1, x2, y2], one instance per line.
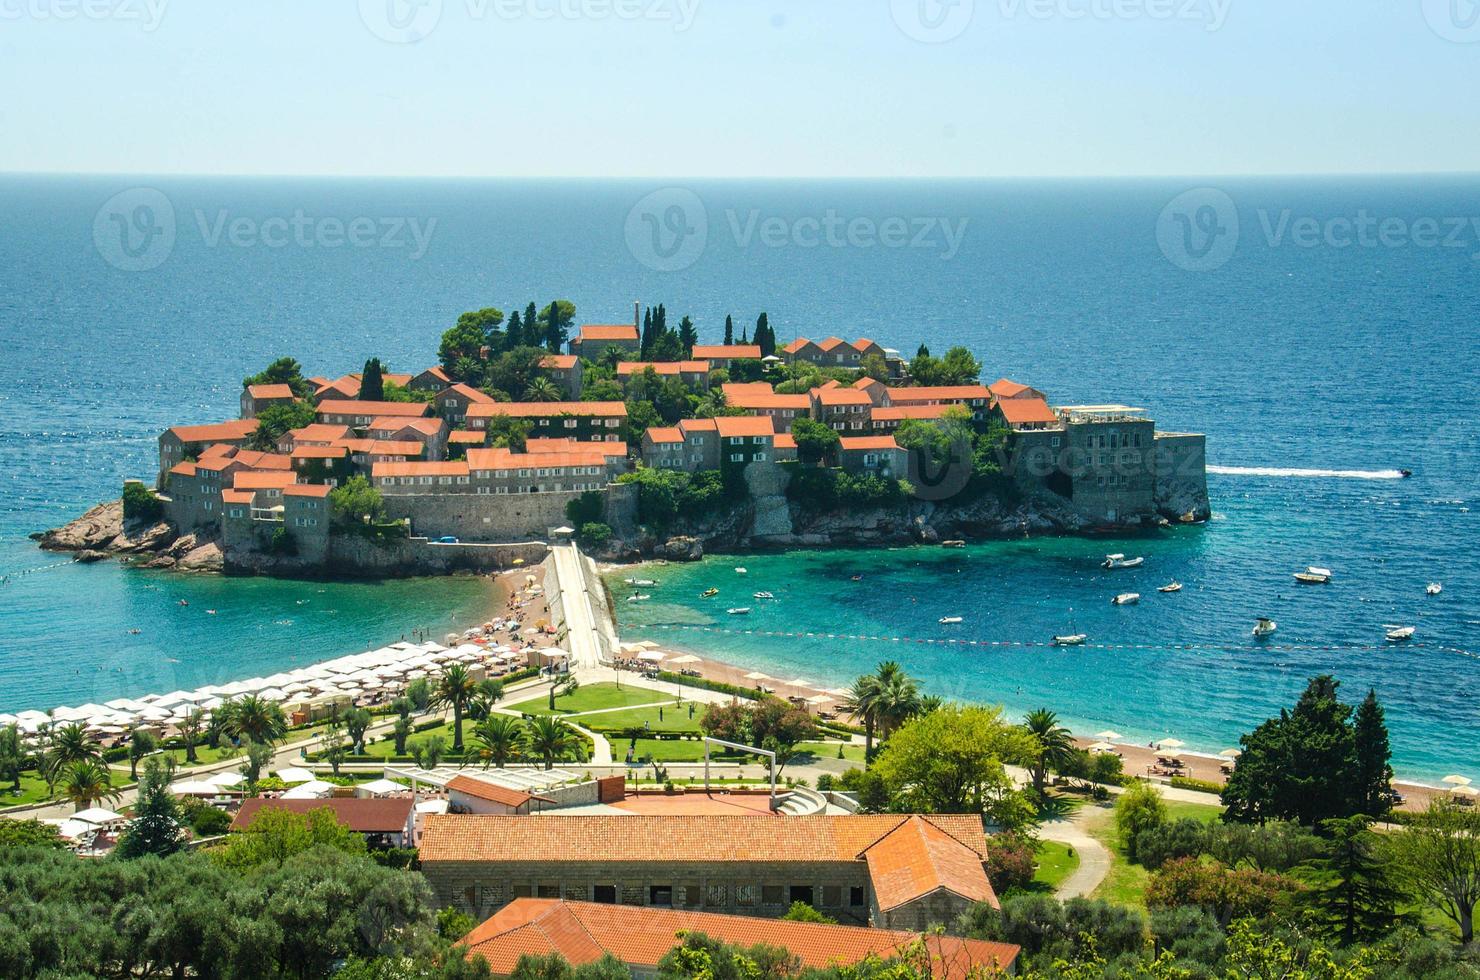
[678, 315, 698, 356]
[244, 356, 314, 399]
[0, 818, 66, 850]
[1309, 815, 1406, 945]
[246, 400, 317, 451]
[330, 475, 388, 526]
[1115, 780, 1168, 862]
[1352, 689, 1401, 818]
[360, 357, 386, 402]
[216, 804, 366, 871]
[121, 482, 164, 522]
[542, 300, 576, 353]
[1384, 799, 1480, 945]
[870, 704, 1038, 828]
[790, 416, 841, 466]
[753, 312, 776, 357]
[485, 415, 533, 452]
[723, 314, 734, 345]
[115, 759, 187, 860]
[1222, 675, 1397, 826]
[907, 345, 981, 387]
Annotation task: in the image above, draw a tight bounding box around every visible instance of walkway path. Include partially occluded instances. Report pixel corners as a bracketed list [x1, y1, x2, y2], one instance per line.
[1038, 811, 1112, 899]
[551, 544, 603, 670]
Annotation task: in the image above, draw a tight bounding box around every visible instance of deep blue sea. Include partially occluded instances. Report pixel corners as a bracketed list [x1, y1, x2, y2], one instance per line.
[0, 175, 1475, 779]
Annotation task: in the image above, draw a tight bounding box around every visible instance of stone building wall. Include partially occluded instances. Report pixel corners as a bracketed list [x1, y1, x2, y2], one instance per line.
[382, 491, 586, 542]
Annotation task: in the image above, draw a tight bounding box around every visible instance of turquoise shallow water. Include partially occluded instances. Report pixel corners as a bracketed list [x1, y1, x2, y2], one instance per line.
[607, 471, 1479, 783]
[1, 175, 1475, 770]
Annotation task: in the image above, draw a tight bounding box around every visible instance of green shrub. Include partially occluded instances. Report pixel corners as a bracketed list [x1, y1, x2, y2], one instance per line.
[1135, 818, 1210, 870]
[188, 805, 233, 837]
[1168, 775, 1224, 795]
[579, 522, 613, 549]
[1115, 780, 1168, 862]
[122, 482, 163, 522]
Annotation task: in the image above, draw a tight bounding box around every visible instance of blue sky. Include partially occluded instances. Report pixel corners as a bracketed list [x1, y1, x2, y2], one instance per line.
[1, 0, 1476, 177]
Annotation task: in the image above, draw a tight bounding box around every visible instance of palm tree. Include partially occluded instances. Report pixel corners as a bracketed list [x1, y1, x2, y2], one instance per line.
[471, 716, 525, 769]
[467, 679, 505, 722]
[525, 716, 581, 770]
[178, 708, 205, 764]
[432, 665, 479, 751]
[49, 722, 101, 769]
[871, 661, 922, 742]
[229, 695, 287, 746]
[841, 675, 882, 763]
[1024, 708, 1075, 797]
[61, 760, 120, 812]
[523, 377, 562, 402]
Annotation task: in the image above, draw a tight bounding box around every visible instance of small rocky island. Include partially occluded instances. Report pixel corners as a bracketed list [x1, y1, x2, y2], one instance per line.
[38, 303, 1209, 576]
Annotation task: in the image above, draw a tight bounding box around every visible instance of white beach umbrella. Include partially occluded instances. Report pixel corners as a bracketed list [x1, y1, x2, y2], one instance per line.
[358, 778, 408, 797]
[207, 772, 244, 788]
[275, 767, 315, 784]
[170, 780, 221, 796]
[0, 713, 18, 726]
[1094, 730, 1123, 740]
[282, 780, 334, 799]
[1219, 748, 1242, 758]
[1442, 774, 1472, 786]
[257, 688, 288, 702]
[744, 672, 771, 680]
[784, 677, 812, 688]
[72, 807, 125, 825]
[1451, 785, 1480, 797]
[1158, 738, 1186, 748]
[1088, 741, 1117, 753]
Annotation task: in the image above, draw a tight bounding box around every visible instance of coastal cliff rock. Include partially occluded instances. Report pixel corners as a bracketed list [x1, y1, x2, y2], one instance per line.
[655, 536, 704, 562]
[37, 501, 126, 551]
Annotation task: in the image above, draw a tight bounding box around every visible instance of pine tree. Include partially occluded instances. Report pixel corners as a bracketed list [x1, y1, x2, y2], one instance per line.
[724, 314, 734, 346]
[360, 358, 385, 401]
[1353, 689, 1399, 817]
[1311, 815, 1404, 944]
[115, 760, 186, 859]
[678, 316, 698, 356]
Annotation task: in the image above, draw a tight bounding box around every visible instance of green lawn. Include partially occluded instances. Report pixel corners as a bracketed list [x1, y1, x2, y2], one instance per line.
[362, 719, 595, 764]
[619, 738, 747, 763]
[577, 704, 705, 734]
[796, 741, 866, 763]
[1032, 840, 1081, 893]
[508, 682, 676, 717]
[1087, 796, 1225, 907]
[0, 773, 58, 808]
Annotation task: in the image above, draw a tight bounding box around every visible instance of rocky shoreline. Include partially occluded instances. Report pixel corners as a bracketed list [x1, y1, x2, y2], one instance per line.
[32, 500, 225, 573]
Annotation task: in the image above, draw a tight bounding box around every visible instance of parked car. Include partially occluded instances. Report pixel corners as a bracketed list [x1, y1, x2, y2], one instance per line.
[436, 536, 459, 544]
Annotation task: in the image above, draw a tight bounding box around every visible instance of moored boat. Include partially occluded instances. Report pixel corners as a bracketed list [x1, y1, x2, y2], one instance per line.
[1252, 617, 1277, 638]
[627, 594, 651, 602]
[939, 616, 963, 625]
[1103, 554, 1144, 569]
[1427, 582, 1443, 596]
[1158, 581, 1182, 593]
[1053, 633, 1088, 646]
[735, 567, 747, 575]
[1112, 593, 1141, 605]
[700, 588, 719, 598]
[942, 540, 966, 549]
[1294, 566, 1332, 584]
[727, 607, 751, 616]
[1384, 625, 1415, 642]
[753, 591, 775, 600]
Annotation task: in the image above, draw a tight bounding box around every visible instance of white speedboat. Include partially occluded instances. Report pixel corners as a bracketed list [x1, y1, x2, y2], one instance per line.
[1158, 582, 1182, 593]
[734, 567, 747, 575]
[1053, 633, 1088, 646]
[939, 616, 963, 625]
[1252, 617, 1277, 638]
[1427, 582, 1443, 596]
[624, 577, 658, 587]
[1103, 554, 1144, 569]
[728, 607, 751, 616]
[1294, 566, 1332, 584]
[1385, 625, 1415, 642]
[627, 594, 651, 602]
[1112, 593, 1141, 606]
[942, 540, 966, 549]
[753, 591, 775, 600]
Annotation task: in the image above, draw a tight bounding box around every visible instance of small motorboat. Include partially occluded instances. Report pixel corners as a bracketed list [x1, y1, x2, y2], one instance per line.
[627, 594, 651, 602]
[735, 567, 747, 575]
[753, 591, 775, 600]
[700, 588, 719, 598]
[1384, 625, 1416, 642]
[1053, 633, 1088, 646]
[1399, 469, 1413, 478]
[850, 575, 863, 582]
[1103, 554, 1144, 569]
[727, 607, 751, 616]
[1158, 582, 1182, 593]
[1252, 617, 1277, 638]
[942, 540, 966, 549]
[1294, 566, 1332, 584]
[1427, 583, 1443, 596]
[939, 616, 963, 625]
[1112, 593, 1141, 606]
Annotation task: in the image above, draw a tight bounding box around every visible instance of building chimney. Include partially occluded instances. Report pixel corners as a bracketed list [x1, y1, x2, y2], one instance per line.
[634, 301, 640, 328]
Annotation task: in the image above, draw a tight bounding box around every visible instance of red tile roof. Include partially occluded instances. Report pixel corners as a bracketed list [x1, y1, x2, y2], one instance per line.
[644, 427, 682, 444]
[439, 383, 496, 405]
[199, 443, 236, 459]
[167, 420, 259, 444]
[678, 418, 718, 434]
[318, 400, 431, 418]
[714, 416, 776, 439]
[315, 377, 362, 400]
[290, 445, 348, 460]
[888, 385, 991, 403]
[233, 471, 297, 490]
[232, 798, 413, 834]
[774, 432, 797, 450]
[246, 383, 295, 400]
[691, 344, 761, 360]
[862, 816, 998, 912]
[448, 430, 488, 445]
[726, 391, 811, 411]
[468, 402, 627, 420]
[466, 448, 611, 472]
[996, 398, 1060, 426]
[446, 775, 536, 808]
[232, 450, 292, 470]
[420, 813, 987, 864]
[285, 423, 352, 444]
[540, 355, 579, 370]
[782, 338, 814, 354]
[989, 378, 1034, 398]
[873, 404, 951, 421]
[416, 366, 452, 384]
[616, 361, 711, 376]
[577, 324, 639, 342]
[854, 377, 886, 390]
[525, 438, 628, 457]
[461, 900, 1019, 979]
[839, 436, 900, 451]
[283, 483, 333, 499]
[169, 462, 198, 477]
[368, 417, 445, 436]
[812, 387, 873, 406]
[221, 490, 255, 505]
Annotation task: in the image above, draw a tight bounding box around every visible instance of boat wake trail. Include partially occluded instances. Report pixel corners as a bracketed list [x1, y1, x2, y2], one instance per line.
[1209, 465, 1405, 480]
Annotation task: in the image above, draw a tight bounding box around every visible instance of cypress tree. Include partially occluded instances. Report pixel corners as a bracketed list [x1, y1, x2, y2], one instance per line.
[1353, 689, 1399, 817]
[724, 314, 734, 346]
[506, 311, 523, 350]
[641, 308, 655, 357]
[360, 358, 385, 401]
[524, 303, 540, 347]
[755, 312, 774, 357]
